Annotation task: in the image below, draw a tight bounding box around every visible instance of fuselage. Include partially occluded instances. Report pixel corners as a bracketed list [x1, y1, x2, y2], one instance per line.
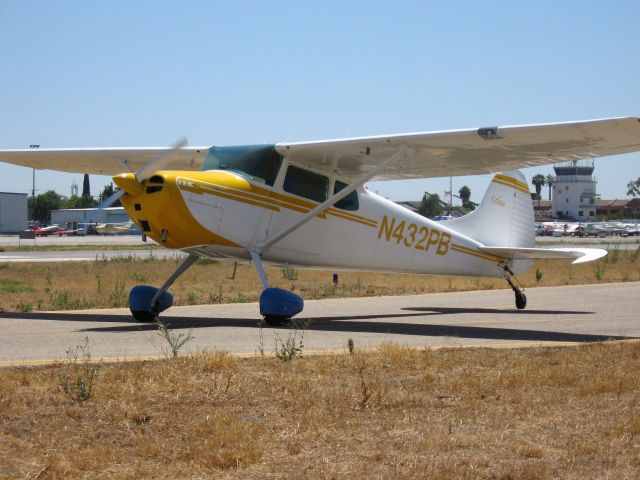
[114, 155, 507, 278]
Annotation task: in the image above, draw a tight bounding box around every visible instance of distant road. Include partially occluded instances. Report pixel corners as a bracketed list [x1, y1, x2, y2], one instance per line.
[0, 249, 186, 263]
[0, 234, 150, 247]
[1, 283, 638, 365]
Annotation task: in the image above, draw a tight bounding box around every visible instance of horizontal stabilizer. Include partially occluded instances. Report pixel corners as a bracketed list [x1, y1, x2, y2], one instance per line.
[479, 246, 607, 264]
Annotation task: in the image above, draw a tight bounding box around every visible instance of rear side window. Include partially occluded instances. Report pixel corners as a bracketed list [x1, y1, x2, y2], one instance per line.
[333, 181, 359, 211]
[283, 165, 329, 203]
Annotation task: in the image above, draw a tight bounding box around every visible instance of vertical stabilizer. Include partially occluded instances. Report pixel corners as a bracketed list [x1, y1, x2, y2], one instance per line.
[444, 170, 535, 248]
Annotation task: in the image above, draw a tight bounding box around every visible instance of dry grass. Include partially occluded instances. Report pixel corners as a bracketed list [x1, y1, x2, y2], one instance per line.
[0, 248, 639, 312]
[1, 341, 639, 478]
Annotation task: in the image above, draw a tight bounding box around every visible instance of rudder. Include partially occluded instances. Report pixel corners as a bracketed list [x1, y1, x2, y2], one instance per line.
[443, 170, 535, 248]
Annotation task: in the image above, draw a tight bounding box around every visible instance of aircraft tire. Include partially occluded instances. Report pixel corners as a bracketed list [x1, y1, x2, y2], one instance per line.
[515, 292, 527, 310]
[131, 310, 158, 322]
[264, 315, 290, 327]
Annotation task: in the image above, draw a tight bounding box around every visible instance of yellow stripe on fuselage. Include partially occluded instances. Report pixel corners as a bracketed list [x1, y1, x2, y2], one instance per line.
[451, 243, 505, 263]
[177, 172, 378, 228]
[180, 182, 280, 212]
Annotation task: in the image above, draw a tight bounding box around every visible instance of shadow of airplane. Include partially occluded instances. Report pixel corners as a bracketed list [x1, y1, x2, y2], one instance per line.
[1, 307, 631, 344]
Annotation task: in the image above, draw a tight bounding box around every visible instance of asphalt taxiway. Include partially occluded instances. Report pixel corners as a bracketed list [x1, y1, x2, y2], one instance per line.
[1, 282, 638, 365]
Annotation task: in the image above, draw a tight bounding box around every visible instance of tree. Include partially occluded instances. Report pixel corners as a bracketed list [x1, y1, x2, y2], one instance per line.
[99, 183, 121, 206]
[532, 174, 546, 207]
[28, 190, 64, 223]
[418, 193, 444, 219]
[82, 174, 91, 197]
[627, 178, 640, 196]
[65, 195, 98, 209]
[545, 174, 555, 201]
[458, 185, 474, 210]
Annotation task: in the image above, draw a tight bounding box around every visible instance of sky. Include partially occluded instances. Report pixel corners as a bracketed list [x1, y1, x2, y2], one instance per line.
[0, 0, 638, 204]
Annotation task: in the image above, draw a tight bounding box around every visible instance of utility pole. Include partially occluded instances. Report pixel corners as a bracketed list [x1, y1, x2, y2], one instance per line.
[449, 176, 453, 215]
[29, 144, 40, 196]
[29, 145, 40, 222]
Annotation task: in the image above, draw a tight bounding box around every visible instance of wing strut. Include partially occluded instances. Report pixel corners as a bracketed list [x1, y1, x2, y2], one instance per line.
[255, 147, 407, 254]
[249, 249, 270, 289]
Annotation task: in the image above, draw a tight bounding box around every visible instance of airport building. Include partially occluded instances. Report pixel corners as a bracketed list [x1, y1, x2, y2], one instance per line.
[51, 206, 130, 227]
[551, 160, 597, 220]
[0, 192, 28, 233]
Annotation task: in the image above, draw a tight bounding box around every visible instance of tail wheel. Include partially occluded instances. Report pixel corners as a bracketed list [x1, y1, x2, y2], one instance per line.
[515, 292, 527, 310]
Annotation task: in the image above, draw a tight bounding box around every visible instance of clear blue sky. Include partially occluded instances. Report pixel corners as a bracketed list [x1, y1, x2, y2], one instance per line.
[0, 0, 638, 203]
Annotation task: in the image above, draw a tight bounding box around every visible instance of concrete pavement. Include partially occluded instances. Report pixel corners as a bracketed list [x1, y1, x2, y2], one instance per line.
[1, 282, 638, 365]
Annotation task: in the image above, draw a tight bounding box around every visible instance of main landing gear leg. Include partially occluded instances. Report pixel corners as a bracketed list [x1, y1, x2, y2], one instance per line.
[129, 254, 199, 322]
[250, 250, 303, 326]
[502, 264, 527, 310]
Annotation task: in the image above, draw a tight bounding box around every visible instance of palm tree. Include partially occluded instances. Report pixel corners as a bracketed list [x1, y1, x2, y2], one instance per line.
[532, 174, 546, 207]
[458, 185, 471, 209]
[545, 174, 555, 201]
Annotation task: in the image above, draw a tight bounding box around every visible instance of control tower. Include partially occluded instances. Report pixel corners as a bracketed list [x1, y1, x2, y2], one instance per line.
[552, 159, 596, 220]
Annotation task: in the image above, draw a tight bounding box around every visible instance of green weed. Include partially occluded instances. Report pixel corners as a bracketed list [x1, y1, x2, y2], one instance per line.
[128, 272, 147, 282]
[594, 264, 605, 281]
[108, 281, 126, 307]
[208, 285, 224, 304]
[50, 290, 85, 310]
[17, 300, 33, 312]
[281, 266, 299, 281]
[256, 319, 266, 356]
[0, 278, 35, 294]
[228, 292, 248, 303]
[274, 319, 307, 362]
[57, 337, 99, 402]
[157, 320, 194, 358]
[186, 291, 200, 304]
[196, 258, 219, 266]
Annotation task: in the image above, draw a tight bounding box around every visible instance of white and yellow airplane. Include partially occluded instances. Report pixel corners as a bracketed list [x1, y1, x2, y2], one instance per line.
[2, 117, 639, 324]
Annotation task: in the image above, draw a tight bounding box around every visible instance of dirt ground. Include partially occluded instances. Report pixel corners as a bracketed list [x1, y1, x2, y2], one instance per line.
[1, 341, 639, 479]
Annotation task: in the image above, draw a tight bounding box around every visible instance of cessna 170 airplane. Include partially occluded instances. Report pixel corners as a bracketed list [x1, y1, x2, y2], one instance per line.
[1, 117, 639, 324]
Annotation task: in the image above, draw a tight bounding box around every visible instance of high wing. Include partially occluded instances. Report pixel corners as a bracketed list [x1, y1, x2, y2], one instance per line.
[276, 116, 640, 181]
[1, 117, 639, 180]
[0, 147, 210, 176]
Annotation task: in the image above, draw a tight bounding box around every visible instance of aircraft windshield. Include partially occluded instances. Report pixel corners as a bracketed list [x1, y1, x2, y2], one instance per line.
[202, 145, 282, 186]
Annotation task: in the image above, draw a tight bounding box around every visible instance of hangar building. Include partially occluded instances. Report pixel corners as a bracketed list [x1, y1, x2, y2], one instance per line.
[0, 192, 28, 233]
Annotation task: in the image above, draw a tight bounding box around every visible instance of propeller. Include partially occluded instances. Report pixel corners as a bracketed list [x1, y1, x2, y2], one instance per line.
[94, 187, 125, 211]
[85, 137, 188, 231]
[134, 137, 188, 183]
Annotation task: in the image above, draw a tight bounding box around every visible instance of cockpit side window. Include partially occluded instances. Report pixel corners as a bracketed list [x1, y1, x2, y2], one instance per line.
[333, 181, 359, 211]
[283, 165, 329, 203]
[203, 145, 282, 186]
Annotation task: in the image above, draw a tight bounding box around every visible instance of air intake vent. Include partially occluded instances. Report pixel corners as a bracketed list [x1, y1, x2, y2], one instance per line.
[139, 220, 151, 232]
